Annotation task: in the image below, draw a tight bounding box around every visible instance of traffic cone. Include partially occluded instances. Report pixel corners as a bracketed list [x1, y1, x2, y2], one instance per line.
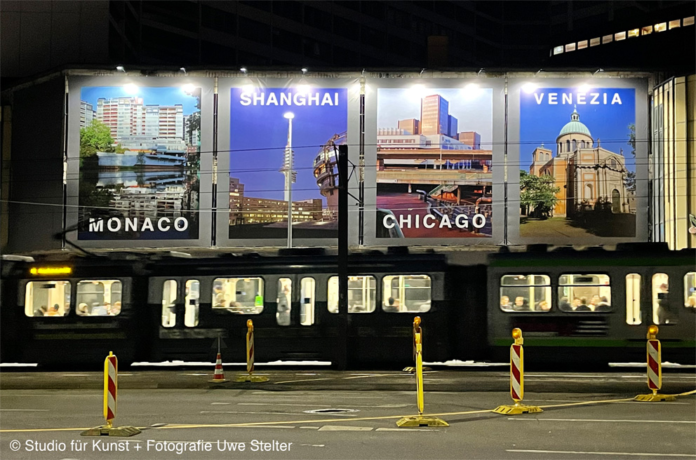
[210, 353, 227, 383]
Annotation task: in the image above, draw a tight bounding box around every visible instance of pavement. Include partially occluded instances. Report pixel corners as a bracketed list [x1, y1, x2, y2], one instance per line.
[1, 369, 695, 459]
[1, 387, 695, 459]
[1, 368, 695, 394]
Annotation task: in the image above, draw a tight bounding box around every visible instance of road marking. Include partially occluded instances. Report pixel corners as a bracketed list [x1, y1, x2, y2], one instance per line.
[238, 402, 406, 408]
[300, 426, 319, 430]
[509, 418, 696, 424]
[274, 377, 336, 384]
[375, 428, 441, 432]
[318, 425, 373, 431]
[211, 402, 231, 405]
[507, 449, 696, 457]
[299, 444, 325, 447]
[0, 409, 49, 412]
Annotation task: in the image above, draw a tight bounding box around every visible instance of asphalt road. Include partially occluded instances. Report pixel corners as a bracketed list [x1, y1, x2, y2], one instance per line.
[1, 384, 695, 459]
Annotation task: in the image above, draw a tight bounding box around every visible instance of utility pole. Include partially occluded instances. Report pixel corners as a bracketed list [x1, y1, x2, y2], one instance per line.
[336, 144, 349, 370]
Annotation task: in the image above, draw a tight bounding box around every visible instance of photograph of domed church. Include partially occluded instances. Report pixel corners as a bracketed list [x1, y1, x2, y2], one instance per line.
[520, 88, 636, 238]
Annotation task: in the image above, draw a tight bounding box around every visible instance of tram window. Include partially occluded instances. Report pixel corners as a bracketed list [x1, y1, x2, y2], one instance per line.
[300, 277, 315, 326]
[25, 281, 71, 317]
[184, 280, 200, 327]
[558, 274, 611, 312]
[500, 275, 551, 312]
[276, 278, 292, 326]
[213, 277, 264, 314]
[684, 272, 696, 310]
[625, 274, 642, 325]
[652, 273, 677, 325]
[327, 276, 377, 313]
[76, 280, 122, 316]
[382, 275, 431, 313]
[161, 280, 177, 327]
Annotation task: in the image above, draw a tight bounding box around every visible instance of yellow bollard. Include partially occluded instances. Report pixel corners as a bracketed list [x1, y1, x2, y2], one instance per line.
[82, 352, 141, 437]
[635, 325, 676, 402]
[493, 328, 543, 415]
[236, 320, 269, 383]
[397, 317, 448, 427]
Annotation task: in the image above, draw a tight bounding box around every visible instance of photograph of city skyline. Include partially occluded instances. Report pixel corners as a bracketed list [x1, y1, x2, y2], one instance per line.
[228, 87, 348, 239]
[376, 87, 493, 238]
[519, 87, 637, 239]
[77, 85, 201, 240]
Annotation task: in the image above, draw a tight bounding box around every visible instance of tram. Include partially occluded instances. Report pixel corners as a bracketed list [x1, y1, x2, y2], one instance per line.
[1, 244, 694, 368]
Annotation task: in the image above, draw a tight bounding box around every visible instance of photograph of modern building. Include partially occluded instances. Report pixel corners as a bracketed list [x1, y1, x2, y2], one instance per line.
[228, 87, 347, 239]
[520, 88, 637, 238]
[376, 88, 493, 238]
[78, 86, 201, 240]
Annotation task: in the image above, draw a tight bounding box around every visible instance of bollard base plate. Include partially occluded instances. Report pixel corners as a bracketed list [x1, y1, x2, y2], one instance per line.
[81, 425, 141, 437]
[396, 416, 449, 427]
[634, 393, 677, 402]
[236, 375, 269, 383]
[493, 404, 543, 415]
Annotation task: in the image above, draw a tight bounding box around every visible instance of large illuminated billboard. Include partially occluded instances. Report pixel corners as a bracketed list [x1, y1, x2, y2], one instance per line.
[76, 84, 202, 240]
[519, 87, 637, 239]
[227, 87, 348, 239]
[375, 86, 494, 238]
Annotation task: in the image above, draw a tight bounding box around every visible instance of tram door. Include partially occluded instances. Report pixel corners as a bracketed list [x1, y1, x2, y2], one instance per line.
[151, 277, 204, 361]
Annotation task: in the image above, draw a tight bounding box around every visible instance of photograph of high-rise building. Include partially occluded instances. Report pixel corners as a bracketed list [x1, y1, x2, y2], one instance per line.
[520, 88, 637, 238]
[228, 87, 347, 239]
[376, 88, 493, 238]
[78, 86, 202, 240]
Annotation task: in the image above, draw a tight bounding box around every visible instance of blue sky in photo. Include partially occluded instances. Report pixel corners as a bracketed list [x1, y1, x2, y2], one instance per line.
[520, 88, 636, 171]
[229, 87, 348, 202]
[377, 88, 493, 147]
[81, 86, 200, 115]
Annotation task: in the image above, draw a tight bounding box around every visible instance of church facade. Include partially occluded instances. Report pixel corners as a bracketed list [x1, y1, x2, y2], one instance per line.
[528, 108, 634, 218]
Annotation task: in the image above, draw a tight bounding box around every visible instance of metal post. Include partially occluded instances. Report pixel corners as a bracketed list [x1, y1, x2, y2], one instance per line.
[337, 144, 349, 370]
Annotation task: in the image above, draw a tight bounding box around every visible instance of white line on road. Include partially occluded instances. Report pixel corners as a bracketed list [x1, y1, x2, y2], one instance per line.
[274, 377, 336, 384]
[0, 409, 49, 412]
[300, 427, 320, 430]
[211, 402, 231, 405]
[318, 426, 373, 431]
[509, 418, 696, 424]
[375, 428, 442, 432]
[238, 402, 406, 408]
[507, 449, 696, 457]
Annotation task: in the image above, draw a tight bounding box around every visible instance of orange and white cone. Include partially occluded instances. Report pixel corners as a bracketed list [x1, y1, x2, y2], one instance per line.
[211, 353, 227, 383]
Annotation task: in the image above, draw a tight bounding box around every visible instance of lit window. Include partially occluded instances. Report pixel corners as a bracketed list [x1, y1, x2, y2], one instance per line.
[162, 280, 177, 327]
[577, 40, 588, 50]
[553, 45, 564, 55]
[602, 34, 613, 44]
[25, 281, 71, 317]
[628, 29, 640, 38]
[558, 274, 611, 313]
[642, 26, 653, 35]
[185, 280, 200, 327]
[669, 19, 681, 29]
[655, 23, 667, 32]
[276, 278, 292, 326]
[590, 37, 601, 47]
[300, 277, 315, 326]
[213, 278, 264, 314]
[565, 43, 576, 52]
[684, 16, 694, 26]
[500, 275, 551, 313]
[328, 276, 376, 313]
[382, 275, 432, 313]
[76, 280, 122, 316]
[652, 273, 676, 325]
[615, 31, 626, 41]
[626, 274, 641, 325]
[684, 272, 696, 309]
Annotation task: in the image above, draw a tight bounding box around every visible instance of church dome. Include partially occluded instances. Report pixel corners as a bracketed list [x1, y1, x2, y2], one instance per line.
[558, 108, 592, 138]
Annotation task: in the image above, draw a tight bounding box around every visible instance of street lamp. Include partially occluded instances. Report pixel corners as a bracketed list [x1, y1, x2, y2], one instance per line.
[282, 112, 296, 248]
